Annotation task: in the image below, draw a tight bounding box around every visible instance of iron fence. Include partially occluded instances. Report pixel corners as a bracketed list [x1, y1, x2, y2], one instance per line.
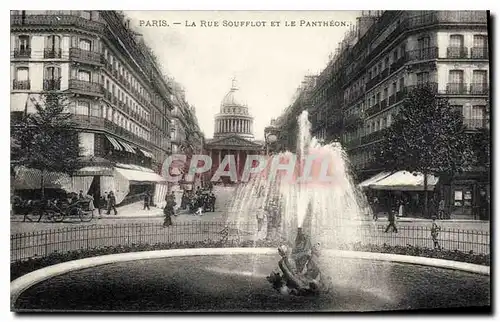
[10, 222, 490, 263]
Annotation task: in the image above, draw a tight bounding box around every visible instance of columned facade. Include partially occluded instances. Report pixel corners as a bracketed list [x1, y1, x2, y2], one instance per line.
[204, 79, 264, 184]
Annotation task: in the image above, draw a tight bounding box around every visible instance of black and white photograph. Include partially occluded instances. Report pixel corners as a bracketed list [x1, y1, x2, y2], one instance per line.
[9, 8, 491, 313]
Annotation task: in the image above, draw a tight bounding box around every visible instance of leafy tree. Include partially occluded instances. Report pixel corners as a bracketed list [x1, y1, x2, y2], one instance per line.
[11, 92, 81, 199]
[375, 85, 473, 217]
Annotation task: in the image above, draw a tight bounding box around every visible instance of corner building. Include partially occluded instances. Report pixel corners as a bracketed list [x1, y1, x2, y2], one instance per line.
[10, 10, 176, 205]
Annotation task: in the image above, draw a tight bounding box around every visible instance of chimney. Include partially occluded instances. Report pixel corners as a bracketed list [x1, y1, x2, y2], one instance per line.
[356, 14, 379, 39]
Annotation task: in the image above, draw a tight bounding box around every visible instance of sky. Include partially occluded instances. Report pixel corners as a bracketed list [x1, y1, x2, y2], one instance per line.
[125, 11, 359, 140]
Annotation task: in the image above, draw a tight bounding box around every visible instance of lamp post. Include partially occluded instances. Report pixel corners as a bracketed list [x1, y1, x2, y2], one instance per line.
[266, 133, 278, 156]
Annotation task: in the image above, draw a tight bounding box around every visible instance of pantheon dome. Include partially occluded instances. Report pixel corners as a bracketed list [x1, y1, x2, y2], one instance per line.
[214, 79, 254, 140]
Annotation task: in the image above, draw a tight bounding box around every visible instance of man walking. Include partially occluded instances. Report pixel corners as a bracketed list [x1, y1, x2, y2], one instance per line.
[384, 208, 398, 233]
[107, 191, 117, 216]
[143, 190, 151, 210]
[430, 216, 441, 250]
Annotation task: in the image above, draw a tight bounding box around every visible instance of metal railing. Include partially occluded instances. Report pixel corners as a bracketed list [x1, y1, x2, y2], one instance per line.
[68, 79, 103, 96]
[11, 14, 105, 34]
[10, 222, 490, 262]
[43, 48, 62, 59]
[447, 46, 468, 59]
[69, 48, 103, 65]
[12, 80, 30, 90]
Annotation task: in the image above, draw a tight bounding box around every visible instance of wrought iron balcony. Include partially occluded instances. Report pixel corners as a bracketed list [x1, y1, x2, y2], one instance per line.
[68, 79, 103, 97]
[70, 115, 154, 150]
[11, 14, 104, 33]
[464, 118, 488, 129]
[406, 82, 439, 95]
[447, 46, 468, 59]
[12, 79, 30, 90]
[365, 102, 382, 116]
[43, 78, 61, 91]
[43, 48, 62, 59]
[470, 83, 489, 95]
[13, 48, 31, 58]
[395, 90, 406, 102]
[366, 75, 382, 91]
[446, 83, 468, 95]
[407, 47, 439, 61]
[471, 47, 489, 59]
[390, 55, 407, 72]
[69, 48, 103, 65]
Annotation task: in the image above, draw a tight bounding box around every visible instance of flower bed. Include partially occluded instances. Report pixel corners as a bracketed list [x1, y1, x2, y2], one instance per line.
[11, 240, 490, 281]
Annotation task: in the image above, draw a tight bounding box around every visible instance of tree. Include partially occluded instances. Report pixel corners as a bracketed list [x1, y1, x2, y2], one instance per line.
[375, 85, 473, 217]
[11, 92, 81, 199]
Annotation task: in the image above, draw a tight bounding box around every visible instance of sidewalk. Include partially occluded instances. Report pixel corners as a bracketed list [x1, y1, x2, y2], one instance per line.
[99, 201, 163, 219]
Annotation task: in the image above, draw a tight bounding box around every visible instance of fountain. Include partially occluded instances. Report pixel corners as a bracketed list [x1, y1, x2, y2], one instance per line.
[11, 110, 490, 312]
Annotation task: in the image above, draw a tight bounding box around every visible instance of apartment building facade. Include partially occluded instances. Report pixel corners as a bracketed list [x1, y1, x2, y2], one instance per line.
[10, 10, 176, 205]
[271, 11, 490, 218]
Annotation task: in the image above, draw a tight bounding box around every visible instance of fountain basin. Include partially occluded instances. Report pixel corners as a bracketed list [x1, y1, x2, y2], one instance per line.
[12, 248, 490, 312]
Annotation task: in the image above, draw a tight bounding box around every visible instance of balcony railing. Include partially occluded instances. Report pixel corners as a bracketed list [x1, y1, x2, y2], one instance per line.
[395, 89, 406, 102]
[43, 48, 62, 59]
[471, 47, 489, 59]
[68, 79, 103, 96]
[365, 102, 382, 116]
[470, 83, 489, 95]
[69, 48, 103, 65]
[464, 118, 488, 129]
[366, 75, 382, 91]
[406, 82, 439, 94]
[43, 79, 61, 91]
[447, 46, 468, 59]
[13, 48, 31, 58]
[446, 83, 468, 95]
[71, 115, 154, 150]
[390, 55, 407, 72]
[11, 14, 104, 33]
[407, 47, 439, 61]
[12, 80, 30, 90]
[360, 129, 387, 145]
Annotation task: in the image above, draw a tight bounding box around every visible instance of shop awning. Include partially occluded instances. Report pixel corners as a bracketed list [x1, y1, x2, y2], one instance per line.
[140, 149, 154, 159]
[115, 167, 166, 183]
[105, 135, 123, 151]
[358, 172, 392, 189]
[74, 166, 113, 176]
[368, 171, 439, 191]
[118, 140, 137, 154]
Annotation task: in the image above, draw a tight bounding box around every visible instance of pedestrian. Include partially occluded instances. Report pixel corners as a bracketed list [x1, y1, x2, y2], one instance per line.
[78, 190, 85, 201]
[98, 192, 107, 218]
[438, 198, 445, 220]
[85, 193, 95, 212]
[430, 216, 441, 250]
[143, 190, 151, 210]
[398, 198, 404, 218]
[107, 191, 117, 216]
[384, 208, 398, 233]
[163, 197, 176, 227]
[372, 196, 379, 221]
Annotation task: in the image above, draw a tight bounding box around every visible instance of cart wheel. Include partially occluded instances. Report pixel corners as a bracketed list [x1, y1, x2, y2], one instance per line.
[49, 210, 65, 223]
[80, 209, 94, 222]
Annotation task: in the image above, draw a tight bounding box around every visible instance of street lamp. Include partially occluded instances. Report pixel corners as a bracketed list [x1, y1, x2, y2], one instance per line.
[266, 133, 278, 155]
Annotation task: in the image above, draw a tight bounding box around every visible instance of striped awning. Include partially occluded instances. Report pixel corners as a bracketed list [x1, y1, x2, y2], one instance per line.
[140, 149, 154, 159]
[105, 135, 123, 151]
[118, 140, 137, 154]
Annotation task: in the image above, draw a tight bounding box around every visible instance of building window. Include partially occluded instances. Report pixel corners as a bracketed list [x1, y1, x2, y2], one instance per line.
[76, 101, 90, 116]
[418, 36, 430, 50]
[399, 78, 404, 91]
[449, 34, 464, 48]
[79, 39, 92, 51]
[392, 82, 397, 95]
[90, 105, 101, 117]
[78, 70, 91, 82]
[44, 66, 61, 90]
[14, 35, 31, 58]
[472, 35, 488, 58]
[471, 70, 488, 94]
[448, 70, 463, 83]
[447, 70, 464, 94]
[44, 35, 61, 58]
[417, 72, 430, 85]
[13, 67, 30, 90]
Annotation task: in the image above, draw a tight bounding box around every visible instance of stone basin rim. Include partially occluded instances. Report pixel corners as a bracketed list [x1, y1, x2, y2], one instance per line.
[11, 247, 490, 308]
